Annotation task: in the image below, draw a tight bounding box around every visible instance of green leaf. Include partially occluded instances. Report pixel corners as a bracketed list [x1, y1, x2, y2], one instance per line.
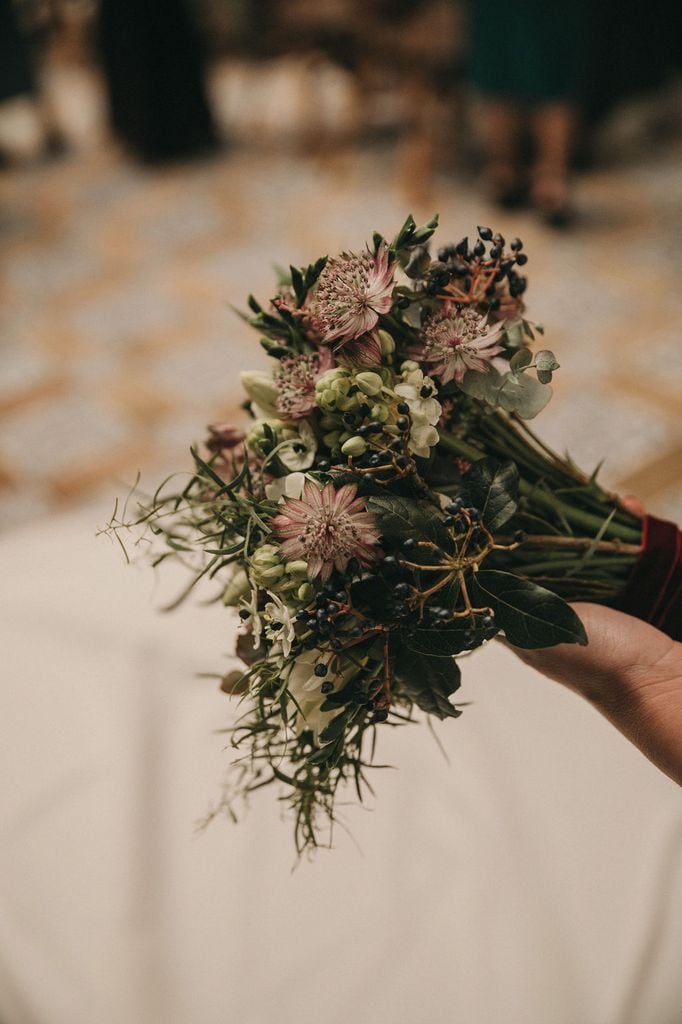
[318, 710, 348, 745]
[290, 265, 305, 305]
[460, 457, 519, 531]
[471, 570, 588, 648]
[303, 255, 327, 292]
[393, 644, 462, 719]
[400, 621, 468, 658]
[367, 493, 453, 555]
[350, 575, 395, 622]
[510, 347, 533, 371]
[499, 371, 552, 419]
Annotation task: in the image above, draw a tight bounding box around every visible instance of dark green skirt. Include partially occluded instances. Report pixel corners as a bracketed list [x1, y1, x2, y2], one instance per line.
[470, 0, 589, 103]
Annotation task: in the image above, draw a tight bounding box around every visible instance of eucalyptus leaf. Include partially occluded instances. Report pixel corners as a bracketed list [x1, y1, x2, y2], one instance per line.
[498, 371, 552, 419]
[510, 348, 533, 371]
[459, 364, 505, 405]
[471, 570, 588, 648]
[393, 644, 462, 719]
[535, 350, 560, 371]
[535, 350, 560, 385]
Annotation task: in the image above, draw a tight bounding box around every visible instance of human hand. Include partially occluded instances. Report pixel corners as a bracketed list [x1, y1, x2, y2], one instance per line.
[508, 603, 682, 786]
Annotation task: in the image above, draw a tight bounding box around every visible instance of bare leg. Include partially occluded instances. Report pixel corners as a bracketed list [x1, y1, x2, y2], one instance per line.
[478, 100, 524, 206]
[530, 102, 577, 223]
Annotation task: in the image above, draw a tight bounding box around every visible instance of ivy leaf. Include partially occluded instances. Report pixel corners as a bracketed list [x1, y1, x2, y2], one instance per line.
[460, 457, 519, 531]
[350, 575, 395, 622]
[393, 643, 462, 719]
[471, 570, 588, 648]
[367, 493, 453, 555]
[400, 622, 469, 657]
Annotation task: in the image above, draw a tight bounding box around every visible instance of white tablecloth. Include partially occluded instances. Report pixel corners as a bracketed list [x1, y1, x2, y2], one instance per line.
[1, 505, 681, 1024]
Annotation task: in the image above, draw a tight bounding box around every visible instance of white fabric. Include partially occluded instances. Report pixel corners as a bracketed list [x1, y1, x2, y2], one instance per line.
[1, 504, 681, 1024]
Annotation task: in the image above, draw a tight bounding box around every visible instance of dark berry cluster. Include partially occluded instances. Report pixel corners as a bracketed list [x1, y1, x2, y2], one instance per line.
[422, 225, 528, 310]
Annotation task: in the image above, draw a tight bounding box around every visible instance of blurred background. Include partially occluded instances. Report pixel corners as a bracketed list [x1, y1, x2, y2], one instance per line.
[2, 5, 682, 1024]
[1, 0, 681, 528]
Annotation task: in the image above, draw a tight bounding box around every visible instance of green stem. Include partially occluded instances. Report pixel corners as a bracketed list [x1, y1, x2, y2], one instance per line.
[438, 432, 641, 544]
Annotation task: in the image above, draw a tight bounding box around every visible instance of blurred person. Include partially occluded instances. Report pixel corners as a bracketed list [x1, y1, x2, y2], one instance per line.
[0, 0, 64, 162]
[96, 0, 218, 163]
[469, 1, 588, 226]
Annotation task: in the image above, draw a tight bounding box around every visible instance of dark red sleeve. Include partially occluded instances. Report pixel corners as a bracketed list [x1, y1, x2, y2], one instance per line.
[616, 515, 682, 641]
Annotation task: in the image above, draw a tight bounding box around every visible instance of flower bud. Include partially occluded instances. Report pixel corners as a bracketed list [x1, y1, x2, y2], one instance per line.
[316, 386, 339, 413]
[258, 564, 285, 583]
[370, 402, 390, 422]
[246, 419, 280, 455]
[400, 360, 419, 373]
[297, 582, 314, 602]
[222, 569, 249, 606]
[240, 371, 279, 417]
[252, 544, 281, 569]
[285, 560, 308, 576]
[318, 367, 350, 387]
[341, 436, 368, 456]
[330, 377, 350, 395]
[377, 329, 395, 356]
[355, 371, 383, 396]
[323, 430, 341, 448]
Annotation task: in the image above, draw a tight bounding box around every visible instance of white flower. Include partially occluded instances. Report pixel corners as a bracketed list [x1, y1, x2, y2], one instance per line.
[263, 595, 296, 658]
[240, 581, 263, 650]
[278, 419, 318, 471]
[286, 649, 342, 741]
[264, 471, 308, 502]
[393, 363, 442, 458]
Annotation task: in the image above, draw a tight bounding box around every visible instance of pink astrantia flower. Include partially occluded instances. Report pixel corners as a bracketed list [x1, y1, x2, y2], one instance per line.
[271, 480, 381, 581]
[417, 305, 504, 384]
[310, 245, 394, 346]
[274, 348, 334, 420]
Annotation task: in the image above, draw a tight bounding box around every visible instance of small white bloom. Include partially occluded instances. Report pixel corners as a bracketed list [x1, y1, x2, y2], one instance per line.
[263, 595, 297, 658]
[393, 364, 442, 458]
[240, 580, 263, 650]
[286, 649, 342, 741]
[409, 423, 440, 457]
[265, 471, 308, 502]
[278, 419, 318, 471]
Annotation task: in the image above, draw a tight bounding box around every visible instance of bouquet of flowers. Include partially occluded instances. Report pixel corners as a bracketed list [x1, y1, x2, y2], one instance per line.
[107, 215, 681, 853]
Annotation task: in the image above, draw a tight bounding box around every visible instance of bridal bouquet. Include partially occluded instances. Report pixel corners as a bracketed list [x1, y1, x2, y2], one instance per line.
[107, 215, 680, 853]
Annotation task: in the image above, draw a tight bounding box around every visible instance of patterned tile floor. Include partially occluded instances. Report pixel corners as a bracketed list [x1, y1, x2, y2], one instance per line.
[1, 138, 681, 531]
